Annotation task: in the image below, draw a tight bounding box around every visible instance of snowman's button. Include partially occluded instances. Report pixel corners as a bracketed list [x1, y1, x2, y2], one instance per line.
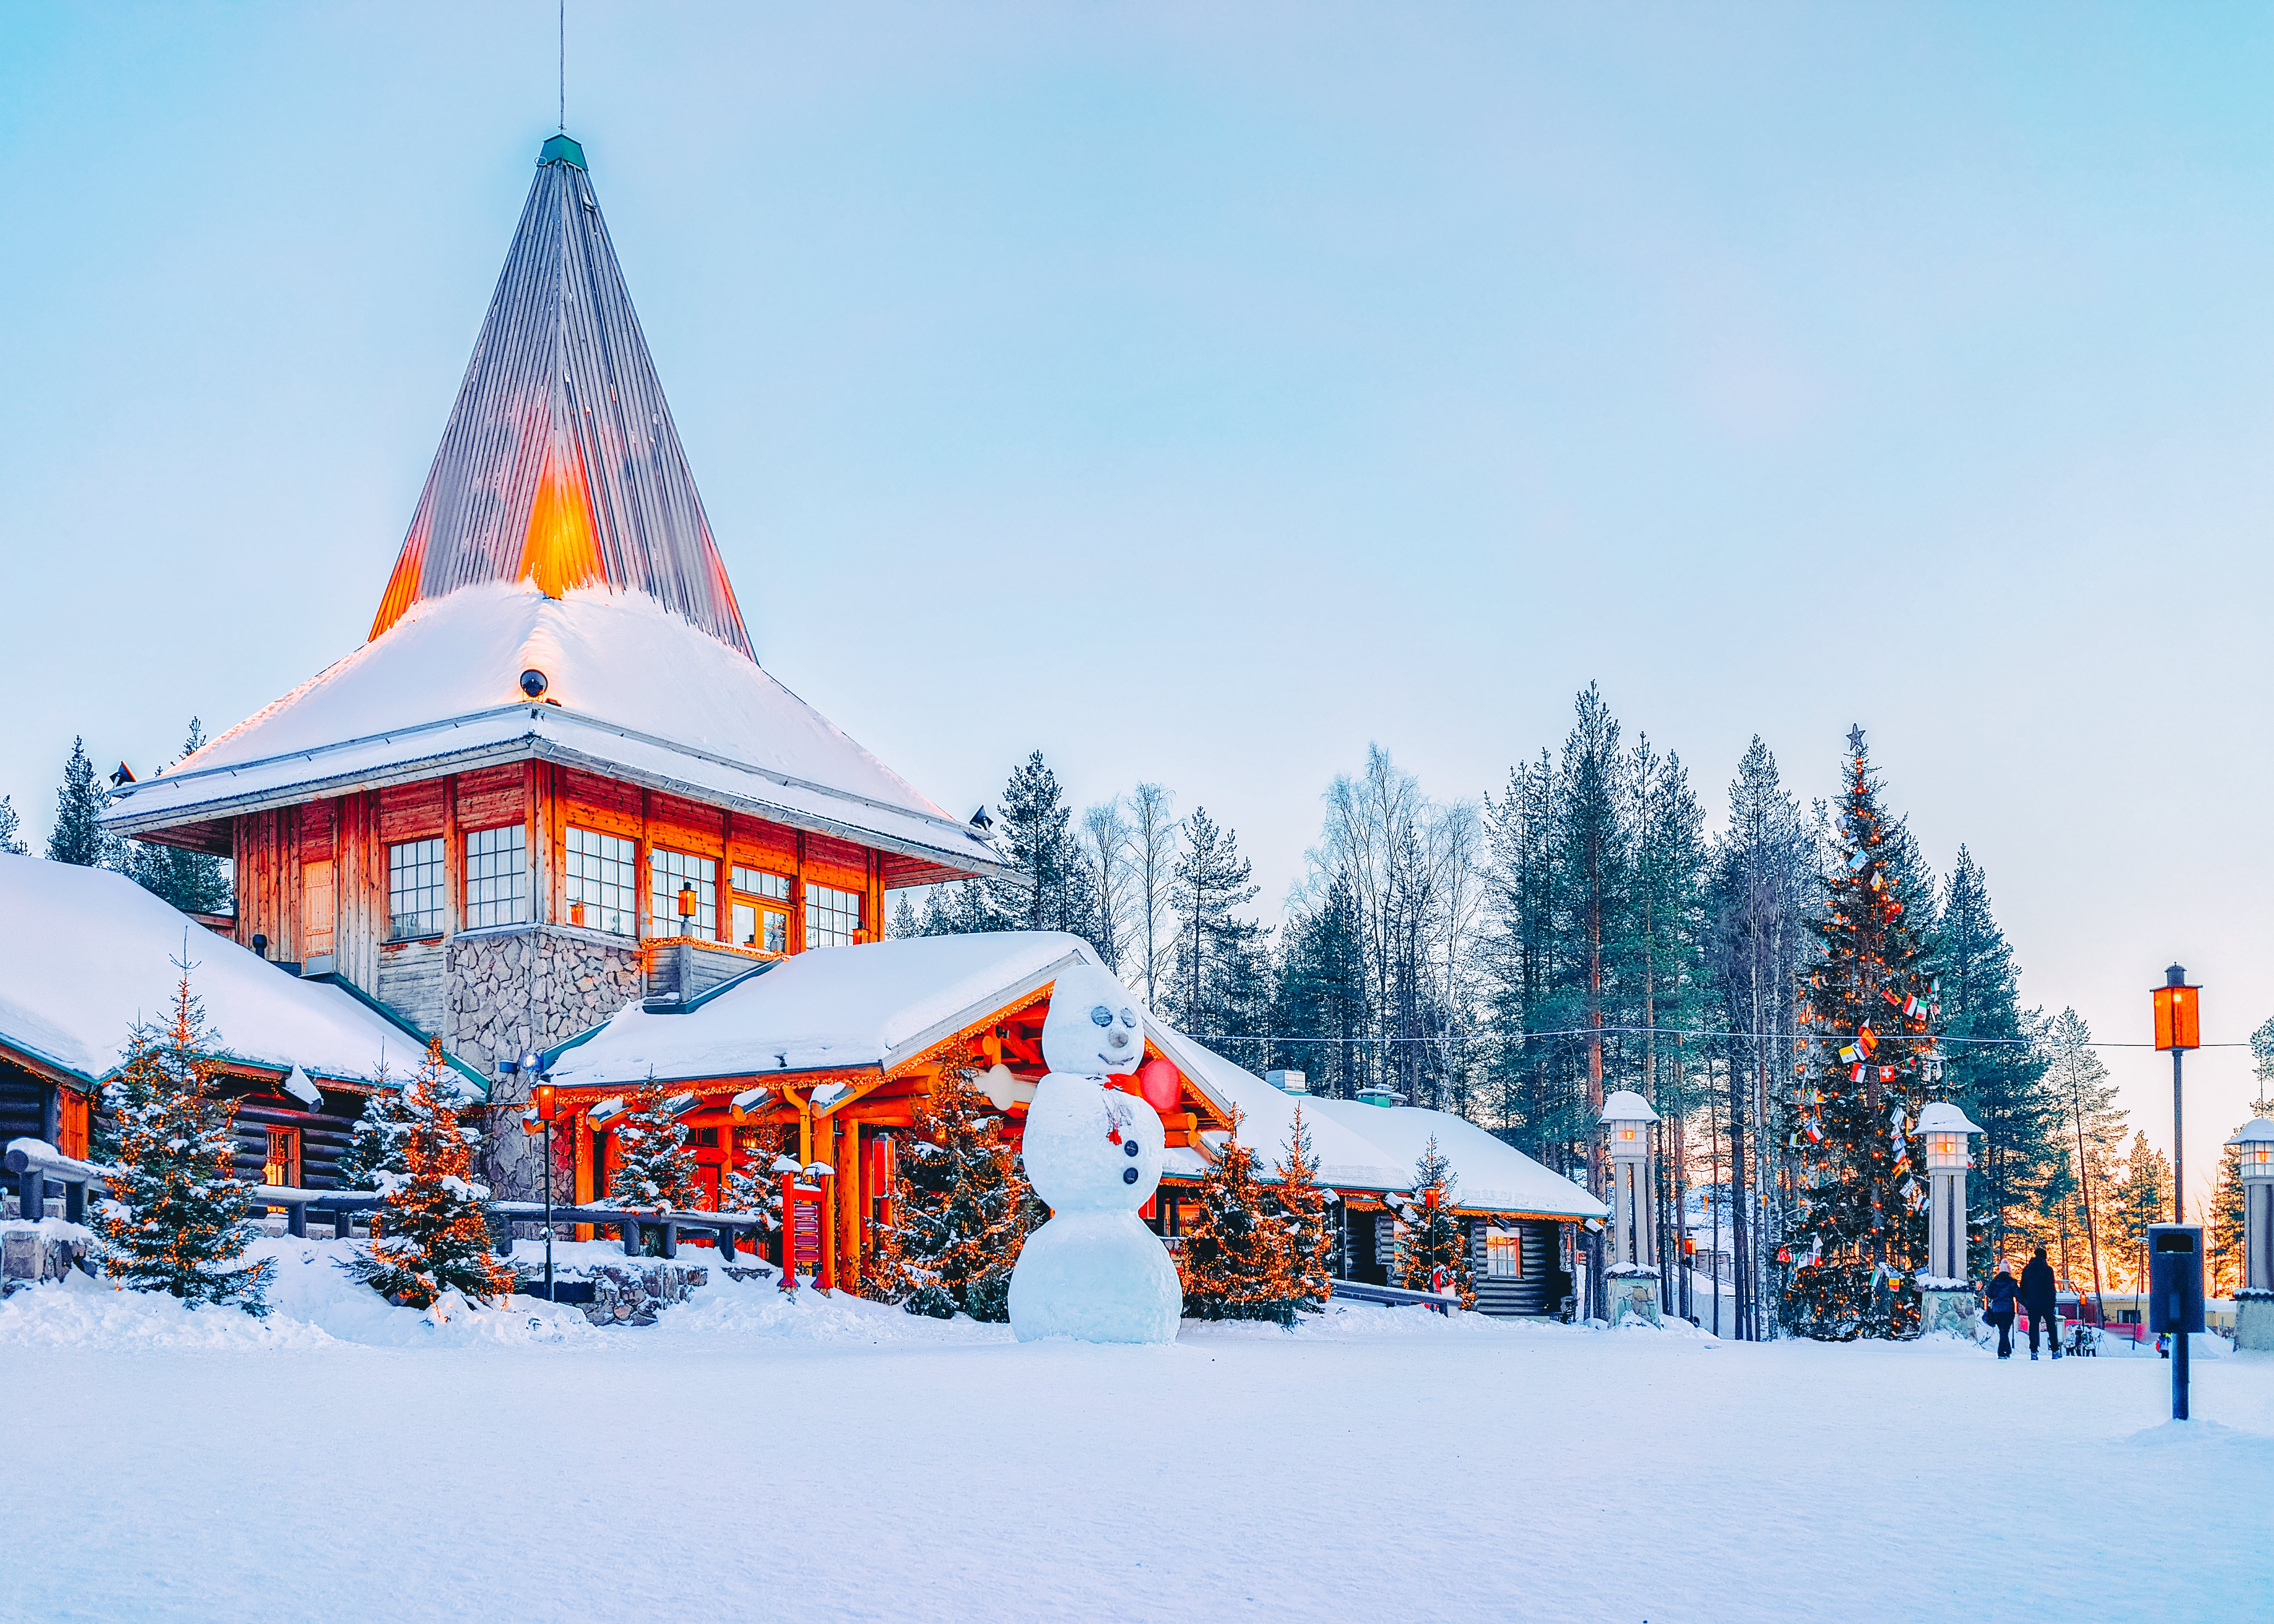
[1122, 1166, 1139, 1184]
[1123, 1140, 1140, 1157]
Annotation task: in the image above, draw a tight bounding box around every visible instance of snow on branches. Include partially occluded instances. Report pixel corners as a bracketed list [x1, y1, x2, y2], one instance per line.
[345, 1040, 513, 1308]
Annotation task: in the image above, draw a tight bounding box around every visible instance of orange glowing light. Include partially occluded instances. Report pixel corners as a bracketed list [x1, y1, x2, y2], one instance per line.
[517, 440, 605, 599]
[2153, 983, 2200, 1052]
[369, 522, 429, 641]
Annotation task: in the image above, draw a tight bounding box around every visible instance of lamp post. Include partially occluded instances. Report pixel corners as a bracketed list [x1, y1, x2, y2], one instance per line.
[2151, 965, 2201, 1417]
[1914, 1101, 1983, 1336]
[1599, 1089, 1662, 1327]
[2226, 1117, 2274, 1350]
[534, 1074, 559, 1302]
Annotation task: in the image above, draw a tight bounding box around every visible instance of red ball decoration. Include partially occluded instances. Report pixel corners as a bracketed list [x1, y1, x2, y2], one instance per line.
[1137, 1057, 1182, 1113]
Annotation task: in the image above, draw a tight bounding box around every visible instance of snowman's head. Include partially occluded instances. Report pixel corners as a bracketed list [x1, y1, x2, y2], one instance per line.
[1041, 966, 1146, 1078]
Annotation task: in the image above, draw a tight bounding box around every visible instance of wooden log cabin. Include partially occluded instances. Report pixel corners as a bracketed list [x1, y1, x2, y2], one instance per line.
[100, 134, 1003, 1201]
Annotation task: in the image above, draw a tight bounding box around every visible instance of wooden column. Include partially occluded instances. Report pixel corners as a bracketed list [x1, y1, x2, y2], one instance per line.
[792, 831, 808, 953]
[525, 761, 550, 926]
[441, 772, 462, 938]
[840, 1119, 862, 1290]
[819, 1113, 839, 1290]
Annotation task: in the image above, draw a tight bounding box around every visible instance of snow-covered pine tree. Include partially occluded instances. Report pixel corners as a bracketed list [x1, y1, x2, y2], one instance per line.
[888, 892, 921, 939]
[1273, 1104, 1334, 1309]
[346, 1041, 514, 1307]
[0, 793, 26, 855]
[1169, 806, 1262, 1052]
[1786, 728, 1942, 1340]
[610, 1081, 700, 1213]
[877, 1068, 1037, 1320]
[336, 1058, 413, 1193]
[46, 736, 113, 868]
[1182, 1108, 1298, 1324]
[96, 962, 273, 1315]
[1397, 1136, 1474, 1307]
[2112, 1131, 2173, 1290]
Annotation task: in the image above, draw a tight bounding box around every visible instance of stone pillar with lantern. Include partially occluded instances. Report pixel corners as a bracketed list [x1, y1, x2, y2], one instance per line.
[1600, 1089, 1662, 1328]
[1914, 1101, 1983, 1337]
[2226, 1117, 2274, 1350]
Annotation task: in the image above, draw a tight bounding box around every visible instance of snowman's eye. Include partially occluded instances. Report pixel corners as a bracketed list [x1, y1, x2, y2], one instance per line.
[1089, 1005, 1113, 1027]
[1120, 1009, 1137, 1028]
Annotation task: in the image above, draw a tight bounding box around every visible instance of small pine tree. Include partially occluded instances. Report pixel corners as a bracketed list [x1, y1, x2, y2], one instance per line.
[1182, 1108, 1299, 1324]
[1272, 1105, 1334, 1310]
[610, 1081, 701, 1212]
[347, 1041, 514, 1307]
[336, 1059, 413, 1191]
[877, 1068, 1038, 1320]
[47, 737, 113, 868]
[96, 962, 273, 1315]
[0, 793, 25, 855]
[1397, 1136, 1475, 1308]
[723, 1121, 792, 1262]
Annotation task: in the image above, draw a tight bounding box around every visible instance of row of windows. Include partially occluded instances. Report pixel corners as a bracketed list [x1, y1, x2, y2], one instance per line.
[386, 824, 861, 946]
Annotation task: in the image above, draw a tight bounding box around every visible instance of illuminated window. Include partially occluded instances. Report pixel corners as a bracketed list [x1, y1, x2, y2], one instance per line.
[649, 848, 718, 939]
[731, 901, 789, 955]
[463, 824, 528, 928]
[805, 881, 862, 948]
[387, 838, 445, 939]
[1487, 1232, 1523, 1279]
[565, 827, 638, 935]
[264, 1127, 300, 1190]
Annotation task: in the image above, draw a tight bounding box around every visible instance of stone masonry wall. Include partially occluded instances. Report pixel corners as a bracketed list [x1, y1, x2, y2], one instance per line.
[447, 925, 643, 1201]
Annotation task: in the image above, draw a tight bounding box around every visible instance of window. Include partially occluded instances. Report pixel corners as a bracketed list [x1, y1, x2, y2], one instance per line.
[463, 825, 528, 928]
[1487, 1231, 1524, 1280]
[565, 827, 638, 935]
[387, 838, 445, 939]
[649, 848, 717, 939]
[58, 1093, 90, 1162]
[805, 881, 862, 948]
[731, 901, 789, 955]
[732, 866, 791, 901]
[264, 1127, 300, 1190]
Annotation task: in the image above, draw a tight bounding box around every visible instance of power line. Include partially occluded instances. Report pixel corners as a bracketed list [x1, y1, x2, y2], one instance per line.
[1186, 1024, 2250, 1052]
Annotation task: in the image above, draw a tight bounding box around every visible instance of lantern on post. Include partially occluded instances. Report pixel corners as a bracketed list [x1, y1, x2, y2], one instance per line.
[677, 883, 699, 933]
[2226, 1117, 2274, 1350]
[1598, 1089, 1662, 1327]
[2151, 964, 2200, 1417]
[1913, 1101, 1983, 1337]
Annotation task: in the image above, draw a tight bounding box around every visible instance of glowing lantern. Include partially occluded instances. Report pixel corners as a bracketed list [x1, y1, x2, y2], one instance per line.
[677, 884, 698, 920]
[533, 1082, 559, 1123]
[2152, 972, 2201, 1052]
[1137, 1057, 1182, 1113]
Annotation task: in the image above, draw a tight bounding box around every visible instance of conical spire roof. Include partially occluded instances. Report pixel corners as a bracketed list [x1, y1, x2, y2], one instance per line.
[370, 135, 753, 657]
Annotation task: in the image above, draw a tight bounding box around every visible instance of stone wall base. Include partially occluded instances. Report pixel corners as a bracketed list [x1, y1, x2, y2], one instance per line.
[2235, 1292, 2274, 1352]
[522, 1260, 707, 1327]
[1919, 1287, 1978, 1338]
[2, 1222, 93, 1296]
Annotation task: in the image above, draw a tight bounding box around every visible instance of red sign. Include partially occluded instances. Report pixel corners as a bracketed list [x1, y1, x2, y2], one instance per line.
[782, 1173, 832, 1291]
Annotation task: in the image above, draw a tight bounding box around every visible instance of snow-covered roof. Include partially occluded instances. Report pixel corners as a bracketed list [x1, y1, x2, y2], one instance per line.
[101, 583, 1003, 881]
[1600, 1088, 1658, 1124]
[1917, 1101, 1984, 1136]
[1144, 1040, 1408, 1193]
[0, 855, 450, 1092]
[1307, 1098, 1608, 1220]
[547, 932, 1107, 1089]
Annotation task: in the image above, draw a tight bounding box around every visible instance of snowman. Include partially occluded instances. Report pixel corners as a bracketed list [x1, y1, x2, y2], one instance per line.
[1008, 965, 1182, 1343]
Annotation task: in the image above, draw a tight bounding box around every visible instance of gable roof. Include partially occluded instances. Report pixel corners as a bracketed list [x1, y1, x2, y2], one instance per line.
[1307, 1098, 1607, 1221]
[371, 132, 750, 655]
[0, 855, 467, 1094]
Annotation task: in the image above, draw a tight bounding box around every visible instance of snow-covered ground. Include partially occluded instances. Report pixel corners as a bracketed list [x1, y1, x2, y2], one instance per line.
[4, 1241, 2266, 1622]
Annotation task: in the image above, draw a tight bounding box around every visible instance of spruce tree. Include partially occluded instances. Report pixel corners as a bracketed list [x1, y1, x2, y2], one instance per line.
[1934, 849, 2051, 1262]
[2043, 1008, 2125, 1317]
[988, 750, 1095, 935]
[889, 893, 921, 939]
[335, 1060, 414, 1193]
[610, 1082, 701, 1212]
[1182, 1110, 1298, 1324]
[347, 1041, 515, 1307]
[2111, 1132, 2173, 1290]
[876, 1068, 1038, 1320]
[0, 794, 25, 855]
[1272, 1104, 1334, 1309]
[1397, 1136, 1474, 1308]
[96, 963, 273, 1315]
[47, 736, 113, 868]
[1169, 806, 1262, 1040]
[1786, 728, 1941, 1340]
[1271, 876, 1366, 1098]
[122, 721, 234, 915]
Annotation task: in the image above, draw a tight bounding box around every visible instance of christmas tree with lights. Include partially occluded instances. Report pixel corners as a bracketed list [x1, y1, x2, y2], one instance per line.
[611, 1081, 701, 1212]
[1183, 1108, 1299, 1325]
[1272, 1105, 1335, 1311]
[1397, 1136, 1475, 1308]
[1785, 728, 1943, 1340]
[336, 1057, 412, 1194]
[97, 963, 273, 1315]
[877, 1068, 1038, 1321]
[347, 1040, 515, 1308]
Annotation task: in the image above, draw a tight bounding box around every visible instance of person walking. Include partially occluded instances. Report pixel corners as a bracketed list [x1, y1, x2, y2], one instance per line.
[1986, 1262, 2019, 1359]
[2020, 1246, 2061, 1361]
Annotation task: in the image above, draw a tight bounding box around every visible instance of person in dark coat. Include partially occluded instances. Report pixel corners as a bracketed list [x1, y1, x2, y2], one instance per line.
[1985, 1263, 2019, 1358]
[2020, 1246, 2061, 1360]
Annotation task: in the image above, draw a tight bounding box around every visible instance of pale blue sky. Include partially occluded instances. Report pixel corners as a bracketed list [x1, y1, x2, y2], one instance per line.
[4, 3, 2270, 1206]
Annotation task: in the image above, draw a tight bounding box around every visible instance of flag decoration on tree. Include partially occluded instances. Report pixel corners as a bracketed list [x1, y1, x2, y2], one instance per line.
[345, 1040, 516, 1308]
[1395, 1136, 1474, 1309]
[610, 1081, 701, 1214]
[1786, 728, 1941, 1339]
[95, 962, 273, 1315]
[873, 1068, 1040, 1322]
[1182, 1108, 1301, 1325]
